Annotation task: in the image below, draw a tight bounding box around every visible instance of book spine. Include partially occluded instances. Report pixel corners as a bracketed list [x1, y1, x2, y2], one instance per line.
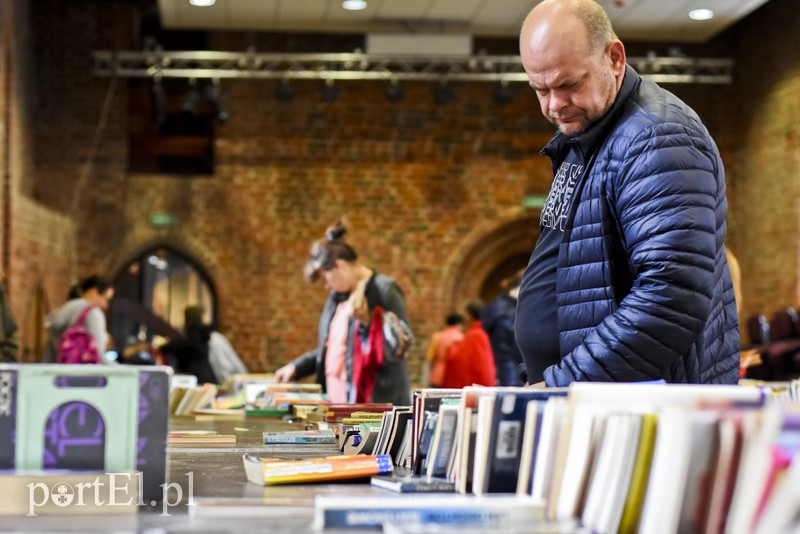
[262, 455, 392, 485]
[320, 503, 536, 528]
[400, 481, 456, 493]
[263, 436, 336, 444]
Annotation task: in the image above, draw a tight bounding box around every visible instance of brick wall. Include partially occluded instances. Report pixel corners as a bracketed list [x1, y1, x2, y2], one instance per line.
[12, 0, 800, 379]
[720, 0, 800, 336]
[24, 1, 562, 381]
[2, 0, 76, 361]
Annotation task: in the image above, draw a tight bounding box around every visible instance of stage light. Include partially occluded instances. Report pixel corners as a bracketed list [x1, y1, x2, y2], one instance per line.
[275, 79, 294, 101]
[493, 80, 515, 105]
[204, 78, 229, 123]
[384, 79, 404, 103]
[151, 76, 166, 125]
[433, 82, 455, 105]
[181, 78, 200, 114]
[321, 79, 338, 103]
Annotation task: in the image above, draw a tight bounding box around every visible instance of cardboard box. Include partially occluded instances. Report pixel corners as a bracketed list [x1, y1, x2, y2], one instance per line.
[0, 364, 170, 502]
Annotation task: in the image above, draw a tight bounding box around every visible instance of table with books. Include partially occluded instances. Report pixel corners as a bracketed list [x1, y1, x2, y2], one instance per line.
[3, 367, 799, 533]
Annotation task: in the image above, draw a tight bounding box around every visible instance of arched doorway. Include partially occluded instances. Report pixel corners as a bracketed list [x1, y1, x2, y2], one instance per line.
[110, 246, 215, 360]
[447, 215, 539, 311]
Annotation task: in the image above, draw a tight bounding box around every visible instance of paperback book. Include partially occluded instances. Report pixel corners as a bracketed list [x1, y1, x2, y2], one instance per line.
[243, 453, 392, 486]
[371, 472, 456, 493]
[314, 494, 545, 529]
[262, 428, 336, 445]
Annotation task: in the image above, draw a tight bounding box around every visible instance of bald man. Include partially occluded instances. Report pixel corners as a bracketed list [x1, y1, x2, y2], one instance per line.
[514, 0, 739, 386]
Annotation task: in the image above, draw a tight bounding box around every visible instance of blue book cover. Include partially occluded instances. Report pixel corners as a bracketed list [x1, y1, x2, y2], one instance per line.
[262, 428, 336, 444]
[371, 472, 455, 493]
[316, 495, 544, 529]
[484, 389, 568, 494]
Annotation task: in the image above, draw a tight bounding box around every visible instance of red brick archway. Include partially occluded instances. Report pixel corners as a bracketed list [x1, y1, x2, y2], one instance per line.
[442, 213, 539, 313]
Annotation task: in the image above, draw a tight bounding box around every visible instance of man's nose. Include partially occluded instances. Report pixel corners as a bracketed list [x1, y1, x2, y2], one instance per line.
[549, 90, 569, 114]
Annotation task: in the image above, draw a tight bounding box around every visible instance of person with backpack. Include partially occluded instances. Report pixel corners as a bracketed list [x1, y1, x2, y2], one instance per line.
[43, 275, 115, 364]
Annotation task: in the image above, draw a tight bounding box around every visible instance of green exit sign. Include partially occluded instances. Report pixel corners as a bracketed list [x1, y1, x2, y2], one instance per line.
[149, 212, 178, 227]
[523, 195, 547, 209]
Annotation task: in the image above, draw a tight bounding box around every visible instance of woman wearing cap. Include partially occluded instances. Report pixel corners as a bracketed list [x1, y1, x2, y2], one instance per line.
[274, 220, 412, 405]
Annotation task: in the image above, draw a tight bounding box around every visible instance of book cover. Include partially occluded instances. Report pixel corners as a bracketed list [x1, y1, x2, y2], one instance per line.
[725, 403, 784, 534]
[516, 400, 543, 495]
[580, 412, 641, 534]
[413, 411, 439, 475]
[192, 408, 245, 422]
[314, 494, 546, 529]
[371, 472, 456, 493]
[530, 397, 568, 507]
[553, 404, 604, 521]
[168, 431, 236, 445]
[0, 364, 169, 503]
[245, 407, 288, 419]
[703, 413, 743, 534]
[637, 407, 693, 534]
[484, 391, 559, 494]
[426, 404, 459, 478]
[387, 411, 414, 464]
[617, 412, 658, 534]
[411, 389, 462, 472]
[342, 425, 381, 455]
[242, 453, 392, 486]
[263, 429, 336, 445]
[753, 446, 800, 534]
[472, 395, 496, 494]
[677, 411, 721, 533]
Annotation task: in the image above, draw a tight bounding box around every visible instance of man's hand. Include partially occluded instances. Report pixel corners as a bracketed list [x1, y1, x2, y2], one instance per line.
[274, 363, 296, 383]
[528, 381, 546, 388]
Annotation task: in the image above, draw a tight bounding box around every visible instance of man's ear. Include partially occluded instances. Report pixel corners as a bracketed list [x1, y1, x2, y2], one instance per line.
[607, 40, 626, 76]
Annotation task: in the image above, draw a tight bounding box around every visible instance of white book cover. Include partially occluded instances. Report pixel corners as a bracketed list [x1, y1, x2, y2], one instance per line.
[516, 400, 541, 495]
[471, 395, 495, 495]
[724, 403, 784, 534]
[554, 405, 605, 521]
[638, 407, 693, 534]
[530, 397, 568, 507]
[581, 412, 641, 534]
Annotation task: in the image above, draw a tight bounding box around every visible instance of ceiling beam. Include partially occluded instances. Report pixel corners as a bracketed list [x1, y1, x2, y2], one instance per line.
[93, 50, 734, 84]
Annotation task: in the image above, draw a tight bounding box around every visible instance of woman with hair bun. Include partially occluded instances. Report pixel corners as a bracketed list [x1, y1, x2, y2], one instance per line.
[274, 220, 412, 405]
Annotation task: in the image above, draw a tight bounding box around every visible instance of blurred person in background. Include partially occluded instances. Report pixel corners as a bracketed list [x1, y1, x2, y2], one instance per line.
[274, 220, 412, 405]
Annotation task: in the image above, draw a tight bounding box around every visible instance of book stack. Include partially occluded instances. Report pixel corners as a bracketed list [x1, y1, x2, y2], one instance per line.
[169, 383, 219, 416]
[451, 382, 799, 534]
[245, 383, 329, 421]
[306, 403, 393, 424]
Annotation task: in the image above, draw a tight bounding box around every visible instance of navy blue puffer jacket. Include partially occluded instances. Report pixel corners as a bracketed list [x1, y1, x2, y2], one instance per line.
[543, 66, 740, 386]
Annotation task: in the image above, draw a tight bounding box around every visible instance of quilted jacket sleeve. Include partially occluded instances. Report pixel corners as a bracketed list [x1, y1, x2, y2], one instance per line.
[544, 118, 722, 385]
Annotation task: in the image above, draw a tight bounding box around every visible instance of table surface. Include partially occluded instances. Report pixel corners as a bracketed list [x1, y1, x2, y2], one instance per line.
[3, 416, 393, 532]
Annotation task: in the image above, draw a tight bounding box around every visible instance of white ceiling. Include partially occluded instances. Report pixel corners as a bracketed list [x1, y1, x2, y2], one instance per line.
[157, 0, 772, 43]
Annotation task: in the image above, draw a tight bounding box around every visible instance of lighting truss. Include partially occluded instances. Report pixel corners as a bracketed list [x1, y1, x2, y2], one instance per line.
[93, 50, 734, 84]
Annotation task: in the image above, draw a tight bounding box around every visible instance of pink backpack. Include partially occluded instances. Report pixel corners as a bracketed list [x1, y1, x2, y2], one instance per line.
[57, 306, 101, 364]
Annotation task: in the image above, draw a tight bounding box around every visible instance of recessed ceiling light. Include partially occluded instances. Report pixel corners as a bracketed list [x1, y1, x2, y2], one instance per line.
[189, 0, 216, 7]
[688, 8, 714, 21]
[342, 0, 368, 11]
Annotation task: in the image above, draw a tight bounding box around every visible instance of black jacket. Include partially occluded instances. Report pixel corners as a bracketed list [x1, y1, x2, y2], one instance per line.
[292, 271, 412, 405]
